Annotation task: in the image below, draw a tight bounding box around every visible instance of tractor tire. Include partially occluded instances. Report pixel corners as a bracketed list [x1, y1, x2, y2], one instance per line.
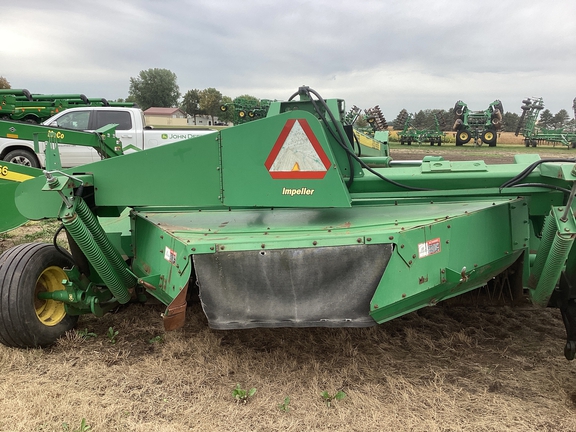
[0, 243, 78, 348]
[3, 149, 40, 168]
[456, 130, 471, 145]
[522, 99, 531, 105]
[521, 105, 530, 110]
[482, 130, 497, 147]
[524, 139, 530, 147]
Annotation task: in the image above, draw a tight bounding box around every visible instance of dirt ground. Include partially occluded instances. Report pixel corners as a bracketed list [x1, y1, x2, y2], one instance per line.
[1, 145, 576, 431]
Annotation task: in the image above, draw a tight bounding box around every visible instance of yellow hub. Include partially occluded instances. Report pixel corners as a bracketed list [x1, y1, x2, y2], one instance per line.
[34, 266, 67, 326]
[484, 132, 494, 141]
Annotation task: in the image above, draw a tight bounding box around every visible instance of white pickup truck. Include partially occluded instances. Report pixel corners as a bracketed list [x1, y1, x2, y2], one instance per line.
[0, 107, 217, 168]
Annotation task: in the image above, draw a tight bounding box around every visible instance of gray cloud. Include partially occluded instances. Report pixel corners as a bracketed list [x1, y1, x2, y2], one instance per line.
[2, 0, 576, 118]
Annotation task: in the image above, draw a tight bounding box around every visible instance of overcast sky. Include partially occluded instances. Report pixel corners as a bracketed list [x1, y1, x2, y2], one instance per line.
[2, 0, 576, 118]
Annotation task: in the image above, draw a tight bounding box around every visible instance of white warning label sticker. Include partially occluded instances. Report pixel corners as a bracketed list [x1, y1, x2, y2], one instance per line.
[418, 238, 441, 258]
[164, 246, 177, 264]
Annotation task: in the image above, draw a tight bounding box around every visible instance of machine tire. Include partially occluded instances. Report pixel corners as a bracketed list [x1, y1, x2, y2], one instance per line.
[482, 130, 497, 147]
[456, 130, 471, 145]
[3, 149, 40, 168]
[0, 243, 78, 348]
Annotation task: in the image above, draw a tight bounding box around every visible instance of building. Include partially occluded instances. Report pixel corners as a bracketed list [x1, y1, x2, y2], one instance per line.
[144, 107, 188, 126]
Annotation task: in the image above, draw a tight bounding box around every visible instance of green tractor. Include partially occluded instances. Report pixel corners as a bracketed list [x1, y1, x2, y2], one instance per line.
[452, 99, 503, 146]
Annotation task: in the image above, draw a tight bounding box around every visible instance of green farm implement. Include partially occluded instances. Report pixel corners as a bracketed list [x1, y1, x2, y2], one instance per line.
[220, 97, 274, 125]
[2, 87, 576, 361]
[0, 89, 134, 124]
[345, 105, 389, 157]
[398, 113, 444, 146]
[515, 97, 576, 148]
[453, 99, 503, 146]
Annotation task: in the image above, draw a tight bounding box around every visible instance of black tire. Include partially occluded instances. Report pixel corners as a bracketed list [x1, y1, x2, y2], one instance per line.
[524, 139, 530, 147]
[3, 149, 40, 168]
[0, 243, 77, 348]
[481, 130, 497, 147]
[456, 130, 471, 145]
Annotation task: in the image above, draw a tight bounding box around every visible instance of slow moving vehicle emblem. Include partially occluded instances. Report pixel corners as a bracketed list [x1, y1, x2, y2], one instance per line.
[265, 119, 331, 179]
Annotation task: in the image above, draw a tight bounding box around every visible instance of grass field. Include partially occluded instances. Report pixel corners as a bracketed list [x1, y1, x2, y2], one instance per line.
[1, 146, 576, 431]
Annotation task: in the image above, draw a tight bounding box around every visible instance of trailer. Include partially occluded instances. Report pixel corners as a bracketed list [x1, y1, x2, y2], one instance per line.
[1, 87, 576, 362]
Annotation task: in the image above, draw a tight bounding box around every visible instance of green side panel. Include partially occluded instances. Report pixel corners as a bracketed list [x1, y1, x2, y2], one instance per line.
[369, 198, 528, 323]
[15, 133, 223, 218]
[88, 134, 222, 207]
[0, 163, 43, 232]
[220, 111, 351, 208]
[131, 213, 192, 305]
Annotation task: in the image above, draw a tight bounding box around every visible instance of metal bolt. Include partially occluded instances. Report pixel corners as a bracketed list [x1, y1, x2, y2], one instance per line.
[357, 238, 362, 243]
[401, 244, 405, 248]
[366, 237, 372, 242]
[389, 236, 394, 240]
[313, 241, 317, 246]
[261, 244, 266, 248]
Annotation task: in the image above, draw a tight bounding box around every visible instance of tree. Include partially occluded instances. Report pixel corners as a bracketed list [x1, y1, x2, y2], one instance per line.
[0, 76, 10, 89]
[199, 88, 223, 125]
[128, 68, 180, 110]
[502, 112, 520, 132]
[539, 109, 553, 129]
[412, 110, 427, 129]
[217, 95, 234, 124]
[181, 89, 202, 124]
[552, 109, 570, 129]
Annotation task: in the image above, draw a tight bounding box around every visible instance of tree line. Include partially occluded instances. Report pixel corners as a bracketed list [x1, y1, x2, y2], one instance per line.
[2, 69, 574, 131]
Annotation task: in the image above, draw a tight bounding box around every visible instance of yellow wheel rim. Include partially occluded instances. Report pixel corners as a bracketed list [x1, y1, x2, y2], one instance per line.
[459, 132, 469, 141]
[34, 266, 67, 326]
[484, 132, 494, 140]
[239, 111, 246, 118]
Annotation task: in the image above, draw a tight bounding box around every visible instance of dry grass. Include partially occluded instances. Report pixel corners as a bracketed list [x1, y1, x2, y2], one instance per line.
[2, 146, 576, 431]
[1, 303, 575, 431]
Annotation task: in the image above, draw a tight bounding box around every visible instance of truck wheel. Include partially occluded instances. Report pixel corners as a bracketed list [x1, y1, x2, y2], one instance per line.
[4, 149, 40, 168]
[0, 243, 78, 348]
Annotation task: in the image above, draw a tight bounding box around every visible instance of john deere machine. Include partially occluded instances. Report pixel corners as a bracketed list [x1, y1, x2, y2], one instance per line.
[398, 113, 444, 146]
[453, 99, 503, 146]
[0, 89, 134, 124]
[2, 87, 576, 361]
[515, 97, 576, 148]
